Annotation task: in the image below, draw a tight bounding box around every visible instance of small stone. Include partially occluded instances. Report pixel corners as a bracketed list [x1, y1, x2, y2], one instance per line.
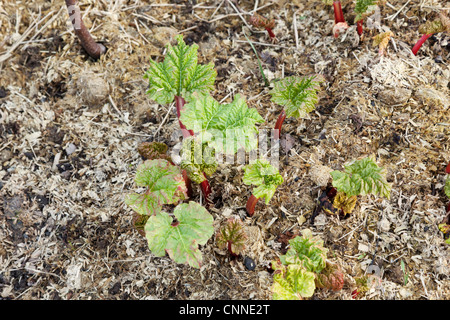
[77, 71, 109, 106]
[65, 143, 77, 155]
[244, 256, 256, 271]
[378, 87, 412, 106]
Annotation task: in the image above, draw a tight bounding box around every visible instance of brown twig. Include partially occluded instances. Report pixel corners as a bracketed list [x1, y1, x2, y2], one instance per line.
[65, 0, 106, 59]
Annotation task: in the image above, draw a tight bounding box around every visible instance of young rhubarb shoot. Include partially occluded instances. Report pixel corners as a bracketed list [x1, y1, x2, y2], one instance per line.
[144, 35, 217, 199]
[315, 262, 344, 292]
[65, 0, 106, 59]
[373, 31, 394, 56]
[180, 136, 217, 185]
[124, 159, 187, 216]
[242, 159, 283, 216]
[354, 0, 379, 36]
[144, 201, 214, 268]
[249, 13, 277, 41]
[215, 218, 247, 257]
[269, 75, 323, 140]
[412, 13, 450, 55]
[271, 229, 331, 299]
[330, 156, 391, 199]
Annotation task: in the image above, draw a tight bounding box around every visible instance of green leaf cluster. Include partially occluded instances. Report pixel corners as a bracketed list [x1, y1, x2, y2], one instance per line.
[180, 93, 264, 154]
[180, 136, 218, 184]
[271, 229, 328, 299]
[269, 75, 323, 119]
[144, 35, 216, 104]
[145, 202, 214, 268]
[124, 159, 187, 216]
[354, 0, 378, 22]
[330, 156, 391, 199]
[243, 159, 283, 204]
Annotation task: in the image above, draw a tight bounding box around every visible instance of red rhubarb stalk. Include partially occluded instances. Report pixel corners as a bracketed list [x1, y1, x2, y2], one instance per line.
[412, 33, 433, 56]
[265, 27, 276, 40]
[246, 194, 259, 216]
[65, 0, 106, 59]
[333, 1, 346, 24]
[445, 161, 450, 174]
[357, 19, 364, 36]
[175, 96, 194, 138]
[274, 110, 286, 141]
[200, 174, 213, 207]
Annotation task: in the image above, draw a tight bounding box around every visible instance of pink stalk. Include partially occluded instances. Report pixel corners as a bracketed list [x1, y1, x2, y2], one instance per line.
[412, 33, 433, 55]
[65, 0, 106, 59]
[246, 194, 259, 216]
[274, 110, 286, 141]
[265, 27, 276, 39]
[333, 1, 346, 24]
[357, 19, 364, 36]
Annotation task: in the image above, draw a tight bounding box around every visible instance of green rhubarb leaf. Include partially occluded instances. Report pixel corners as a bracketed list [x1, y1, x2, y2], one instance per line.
[280, 229, 328, 273]
[144, 35, 216, 104]
[354, 0, 379, 22]
[331, 156, 391, 199]
[124, 159, 187, 216]
[445, 176, 450, 198]
[144, 201, 214, 268]
[269, 75, 323, 119]
[243, 159, 283, 204]
[271, 260, 316, 300]
[180, 93, 264, 154]
[180, 136, 217, 184]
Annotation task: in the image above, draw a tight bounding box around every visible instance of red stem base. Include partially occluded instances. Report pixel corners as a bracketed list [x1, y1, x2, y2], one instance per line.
[357, 19, 364, 36]
[274, 110, 286, 141]
[246, 195, 259, 216]
[333, 1, 346, 24]
[412, 33, 433, 56]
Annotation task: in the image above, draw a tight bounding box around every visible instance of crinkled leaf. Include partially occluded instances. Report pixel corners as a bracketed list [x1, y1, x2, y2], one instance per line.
[144, 202, 214, 268]
[271, 261, 316, 300]
[269, 75, 323, 118]
[144, 35, 216, 104]
[280, 229, 328, 273]
[180, 93, 264, 154]
[124, 159, 187, 216]
[333, 191, 357, 215]
[215, 218, 247, 255]
[243, 159, 283, 204]
[445, 176, 450, 198]
[331, 156, 391, 198]
[180, 136, 217, 184]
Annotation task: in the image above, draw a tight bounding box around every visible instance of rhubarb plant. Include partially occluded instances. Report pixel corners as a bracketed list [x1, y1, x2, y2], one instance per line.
[271, 229, 338, 299]
[145, 201, 214, 268]
[144, 35, 217, 200]
[329, 156, 391, 216]
[412, 13, 449, 55]
[215, 218, 247, 257]
[269, 75, 323, 140]
[242, 159, 283, 216]
[249, 13, 276, 41]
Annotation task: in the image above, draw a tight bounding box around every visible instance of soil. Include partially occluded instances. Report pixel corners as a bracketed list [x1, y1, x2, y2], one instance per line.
[0, 0, 449, 300]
